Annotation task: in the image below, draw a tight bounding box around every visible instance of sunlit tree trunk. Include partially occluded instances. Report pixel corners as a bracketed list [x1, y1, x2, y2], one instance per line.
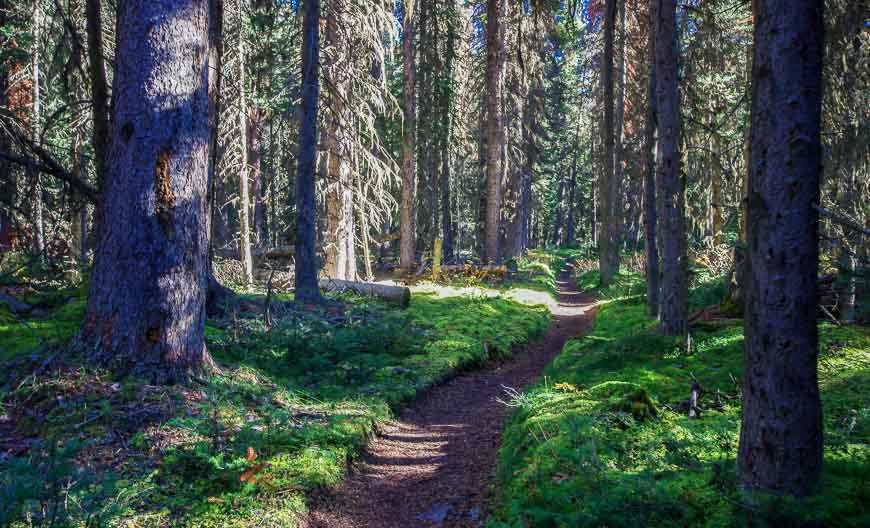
[738, 0, 824, 497]
[400, 0, 417, 271]
[294, 0, 322, 302]
[236, 0, 253, 286]
[30, 0, 44, 262]
[323, 12, 356, 281]
[82, 0, 211, 383]
[654, 0, 687, 336]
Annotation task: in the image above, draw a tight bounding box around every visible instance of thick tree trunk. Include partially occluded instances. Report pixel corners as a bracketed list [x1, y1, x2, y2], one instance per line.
[82, 0, 211, 383]
[483, 0, 505, 264]
[654, 0, 687, 336]
[400, 0, 417, 271]
[294, 0, 322, 302]
[643, 0, 660, 318]
[738, 0, 824, 497]
[86, 0, 110, 189]
[598, 0, 618, 285]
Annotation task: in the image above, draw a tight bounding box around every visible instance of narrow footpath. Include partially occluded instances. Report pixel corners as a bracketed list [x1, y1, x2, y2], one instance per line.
[306, 263, 597, 528]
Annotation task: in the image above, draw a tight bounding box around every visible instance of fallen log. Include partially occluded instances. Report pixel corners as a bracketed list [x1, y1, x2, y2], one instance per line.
[319, 279, 411, 308]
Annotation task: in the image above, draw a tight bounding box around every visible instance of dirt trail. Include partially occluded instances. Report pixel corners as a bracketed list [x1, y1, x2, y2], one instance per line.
[306, 263, 597, 528]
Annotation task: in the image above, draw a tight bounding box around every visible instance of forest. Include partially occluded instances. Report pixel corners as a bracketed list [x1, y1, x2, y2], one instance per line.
[0, 0, 868, 526]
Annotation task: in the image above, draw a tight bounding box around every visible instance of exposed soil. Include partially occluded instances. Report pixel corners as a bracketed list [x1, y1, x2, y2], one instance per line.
[306, 263, 597, 528]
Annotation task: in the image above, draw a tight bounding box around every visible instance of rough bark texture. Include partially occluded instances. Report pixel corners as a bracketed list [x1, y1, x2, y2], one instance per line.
[483, 0, 505, 264]
[30, 0, 44, 260]
[294, 0, 322, 303]
[738, 0, 824, 497]
[323, 13, 356, 281]
[0, 0, 13, 246]
[643, 0, 659, 318]
[400, 0, 416, 271]
[598, 0, 618, 285]
[82, 0, 211, 383]
[654, 0, 687, 336]
[86, 0, 110, 188]
[236, 0, 254, 286]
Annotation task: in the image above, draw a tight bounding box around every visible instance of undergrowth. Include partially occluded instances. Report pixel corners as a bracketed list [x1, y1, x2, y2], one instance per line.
[490, 273, 869, 527]
[0, 289, 549, 527]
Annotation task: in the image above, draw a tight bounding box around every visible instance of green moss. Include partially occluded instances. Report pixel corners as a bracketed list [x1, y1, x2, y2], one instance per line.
[1, 290, 549, 527]
[491, 290, 870, 527]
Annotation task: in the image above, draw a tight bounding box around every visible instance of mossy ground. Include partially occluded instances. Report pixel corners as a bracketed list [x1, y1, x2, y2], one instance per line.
[1, 285, 549, 527]
[489, 270, 870, 527]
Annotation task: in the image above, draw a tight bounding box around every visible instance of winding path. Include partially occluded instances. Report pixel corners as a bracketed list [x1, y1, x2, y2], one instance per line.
[306, 263, 597, 528]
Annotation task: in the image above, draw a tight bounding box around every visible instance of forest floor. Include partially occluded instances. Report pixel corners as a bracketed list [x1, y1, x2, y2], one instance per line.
[306, 262, 597, 528]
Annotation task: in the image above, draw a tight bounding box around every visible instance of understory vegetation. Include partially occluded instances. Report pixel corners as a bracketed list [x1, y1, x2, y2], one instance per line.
[490, 266, 870, 527]
[1, 280, 549, 527]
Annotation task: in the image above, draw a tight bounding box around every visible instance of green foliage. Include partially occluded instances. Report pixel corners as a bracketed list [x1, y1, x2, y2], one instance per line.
[490, 291, 870, 527]
[0, 291, 549, 526]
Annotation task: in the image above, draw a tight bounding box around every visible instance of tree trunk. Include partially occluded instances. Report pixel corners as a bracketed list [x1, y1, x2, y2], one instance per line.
[236, 0, 253, 286]
[400, 0, 417, 271]
[248, 105, 266, 246]
[565, 134, 578, 246]
[30, 0, 44, 262]
[654, 0, 687, 336]
[598, 0, 618, 285]
[738, 0, 824, 497]
[294, 0, 322, 302]
[483, 0, 505, 264]
[0, 0, 14, 247]
[323, 13, 356, 281]
[86, 0, 110, 189]
[613, 0, 626, 250]
[643, 0, 660, 318]
[82, 0, 211, 383]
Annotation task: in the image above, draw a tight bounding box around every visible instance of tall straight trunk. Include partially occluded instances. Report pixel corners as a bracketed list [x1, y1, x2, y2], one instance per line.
[30, 0, 44, 261]
[738, 0, 824, 497]
[598, 0, 618, 284]
[552, 172, 565, 246]
[294, 0, 322, 302]
[483, 0, 505, 264]
[82, 0, 211, 383]
[236, 0, 253, 286]
[654, 0, 687, 336]
[613, 0, 626, 248]
[399, 0, 416, 270]
[323, 13, 355, 281]
[0, 0, 13, 247]
[440, 11, 456, 263]
[643, 0, 659, 318]
[248, 105, 265, 246]
[86, 0, 110, 189]
[565, 138, 578, 246]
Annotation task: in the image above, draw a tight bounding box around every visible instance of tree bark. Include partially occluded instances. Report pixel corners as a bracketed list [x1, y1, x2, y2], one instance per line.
[82, 0, 211, 383]
[236, 0, 253, 286]
[323, 12, 356, 281]
[738, 0, 824, 497]
[400, 0, 417, 271]
[294, 0, 322, 303]
[30, 0, 45, 262]
[643, 0, 660, 318]
[654, 0, 687, 336]
[86, 0, 110, 189]
[483, 0, 505, 264]
[598, 0, 618, 285]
